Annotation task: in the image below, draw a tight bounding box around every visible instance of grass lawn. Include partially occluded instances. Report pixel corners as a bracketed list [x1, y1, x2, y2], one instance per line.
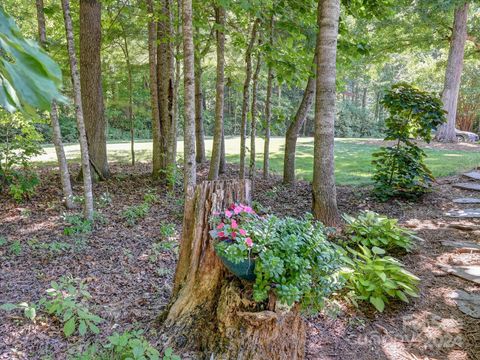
[35, 137, 480, 186]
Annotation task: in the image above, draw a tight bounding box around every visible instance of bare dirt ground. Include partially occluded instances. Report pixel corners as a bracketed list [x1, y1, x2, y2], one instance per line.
[1, 163, 479, 359]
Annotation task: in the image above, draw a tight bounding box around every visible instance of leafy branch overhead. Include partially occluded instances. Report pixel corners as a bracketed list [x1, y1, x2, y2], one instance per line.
[0, 7, 65, 114]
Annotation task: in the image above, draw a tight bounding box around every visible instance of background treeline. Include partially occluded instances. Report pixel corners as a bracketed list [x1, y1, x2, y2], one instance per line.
[4, 0, 479, 144]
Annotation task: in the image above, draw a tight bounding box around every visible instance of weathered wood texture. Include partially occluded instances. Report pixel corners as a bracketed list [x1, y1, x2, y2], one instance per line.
[161, 180, 305, 359]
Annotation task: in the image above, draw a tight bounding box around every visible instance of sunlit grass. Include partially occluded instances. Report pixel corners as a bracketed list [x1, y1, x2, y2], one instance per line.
[35, 137, 480, 186]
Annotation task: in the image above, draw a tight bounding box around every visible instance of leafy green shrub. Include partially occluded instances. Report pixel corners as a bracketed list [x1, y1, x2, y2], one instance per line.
[40, 278, 103, 337]
[0, 302, 37, 321]
[96, 192, 112, 208]
[211, 205, 343, 309]
[341, 246, 420, 312]
[343, 211, 414, 252]
[104, 330, 162, 359]
[372, 83, 446, 199]
[7, 170, 40, 202]
[123, 203, 150, 226]
[63, 214, 92, 235]
[159, 223, 176, 240]
[9, 240, 22, 256]
[143, 191, 158, 205]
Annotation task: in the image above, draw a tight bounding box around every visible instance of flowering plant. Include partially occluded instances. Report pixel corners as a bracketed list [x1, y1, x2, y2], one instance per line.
[209, 203, 258, 263]
[210, 205, 343, 309]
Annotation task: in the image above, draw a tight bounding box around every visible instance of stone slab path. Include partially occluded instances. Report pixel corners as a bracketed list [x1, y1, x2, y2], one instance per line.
[439, 264, 480, 285]
[453, 198, 480, 204]
[453, 183, 480, 191]
[463, 171, 480, 181]
[441, 240, 480, 251]
[445, 208, 480, 218]
[449, 290, 480, 319]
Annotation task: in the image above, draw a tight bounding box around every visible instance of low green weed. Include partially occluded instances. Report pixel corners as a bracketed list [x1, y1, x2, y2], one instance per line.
[63, 214, 92, 236]
[0, 302, 37, 321]
[123, 203, 150, 226]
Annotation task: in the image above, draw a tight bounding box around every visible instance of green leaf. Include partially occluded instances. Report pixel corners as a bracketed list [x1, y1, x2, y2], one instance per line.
[0, 303, 17, 311]
[78, 320, 87, 336]
[63, 316, 76, 337]
[88, 321, 100, 334]
[370, 296, 385, 312]
[371, 246, 386, 255]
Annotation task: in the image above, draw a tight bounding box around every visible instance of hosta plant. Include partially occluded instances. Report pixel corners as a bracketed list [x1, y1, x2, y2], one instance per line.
[343, 210, 415, 252]
[342, 246, 420, 312]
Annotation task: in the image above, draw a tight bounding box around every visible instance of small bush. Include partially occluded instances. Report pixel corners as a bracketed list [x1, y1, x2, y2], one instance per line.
[0, 302, 37, 321]
[372, 83, 446, 199]
[341, 246, 420, 312]
[122, 203, 150, 226]
[40, 278, 103, 337]
[8, 171, 40, 202]
[343, 211, 414, 252]
[63, 214, 92, 235]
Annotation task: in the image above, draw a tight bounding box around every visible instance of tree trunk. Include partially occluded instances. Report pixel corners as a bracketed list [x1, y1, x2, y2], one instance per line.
[208, 5, 226, 180]
[160, 180, 306, 359]
[283, 74, 316, 185]
[35, 0, 47, 46]
[148, 0, 162, 178]
[239, 19, 259, 179]
[172, 0, 181, 164]
[436, 2, 469, 143]
[157, 0, 176, 183]
[249, 50, 262, 184]
[312, 0, 340, 227]
[122, 34, 135, 166]
[61, 0, 94, 221]
[220, 127, 226, 174]
[36, 0, 74, 209]
[182, 0, 196, 193]
[263, 16, 274, 180]
[51, 102, 75, 209]
[80, 0, 109, 180]
[194, 54, 206, 163]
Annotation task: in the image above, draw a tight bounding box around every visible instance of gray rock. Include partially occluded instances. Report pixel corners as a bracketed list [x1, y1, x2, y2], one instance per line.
[453, 183, 480, 191]
[463, 171, 480, 181]
[453, 198, 480, 204]
[450, 290, 480, 319]
[445, 208, 480, 218]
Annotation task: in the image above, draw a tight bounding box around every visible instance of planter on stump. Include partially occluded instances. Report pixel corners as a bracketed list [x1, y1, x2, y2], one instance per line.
[159, 179, 306, 359]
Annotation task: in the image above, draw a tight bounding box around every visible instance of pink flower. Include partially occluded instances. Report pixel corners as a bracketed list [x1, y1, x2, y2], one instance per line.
[225, 210, 232, 218]
[231, 219, 238, 229]
[218, 231, 225, 237]
[239, 228, 247, 236]
[231, 231, 237, 238]
[245, 237, 253, 247]
[217, 222, 224, 229]
[243, 206, 254, 214]
[234, 205, 242, 214]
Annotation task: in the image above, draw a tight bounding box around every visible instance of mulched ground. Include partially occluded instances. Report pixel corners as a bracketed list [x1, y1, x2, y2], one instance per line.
[1, 163, 479, 359]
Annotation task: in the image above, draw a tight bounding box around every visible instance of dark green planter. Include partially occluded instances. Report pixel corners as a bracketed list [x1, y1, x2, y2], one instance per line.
[216, 252, 256, 281]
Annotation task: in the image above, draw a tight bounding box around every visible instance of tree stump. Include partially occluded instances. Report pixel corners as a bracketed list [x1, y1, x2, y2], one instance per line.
[160, 180, 306, 359]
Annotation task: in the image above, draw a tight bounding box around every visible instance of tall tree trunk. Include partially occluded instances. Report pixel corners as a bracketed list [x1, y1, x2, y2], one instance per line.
[312, 0, 340, 227]
[36, 0, 74, 209]
[263, 16, 274, 180]
[194, 54, 206, 163]
[157, 0, 176, 183]
[121, 34, 135, 166]
[35, 0, 47, 45]
[220, 127, 226, 174]
[283, 74, 316, 185]
[239, 19, 259, 179]
[182, 0, 196, 193]
[160, 180, 306, 359]
[61, 0, 94, 220]
[436, 2, 469, 143]
[208, 5, 225, 180]
[148, 0, 162, 178]
[172, 0, 181, 164]
[80, 0, 109, 180]
[249, 50, 262, 183]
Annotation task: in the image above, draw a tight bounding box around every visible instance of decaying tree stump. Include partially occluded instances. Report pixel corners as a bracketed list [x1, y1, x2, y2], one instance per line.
[160, 180, 306, 359]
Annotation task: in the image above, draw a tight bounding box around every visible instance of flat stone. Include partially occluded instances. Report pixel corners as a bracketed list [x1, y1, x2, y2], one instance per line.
[453, 183, 480, 191]
[445, 209, 480, 218]
[439, 264, 480, 285]
[449, 290, 480, 319]
[453, 198, 480, 204]
[463, 171, 480, 181]
[441, 241, 480, 251]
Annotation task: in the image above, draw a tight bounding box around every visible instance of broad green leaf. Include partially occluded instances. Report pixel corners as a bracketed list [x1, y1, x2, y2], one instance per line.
[63, 316, 76, 337]
[370, 296, 385, 312]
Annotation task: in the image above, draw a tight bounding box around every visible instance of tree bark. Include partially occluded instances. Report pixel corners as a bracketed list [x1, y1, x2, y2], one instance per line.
[249, 49, 262, 183]
[283, 74, 316, 185]
[121, 34, 135, 166]
[263, 16, 274, 180]
[182, 0, 196, 193]
[148, 0, 162, 178]
[239, 19, 259, 179]
[61, 0, 94, 221]
[172, 0, 181, 164]
[436, 2, 469, 143]
[35, 0, 47, 46]
[157, 0, 176, 183]
[36, 0, 74, 209]
[160, 180, 306, 359]
[80, 0, 109, 180]
[194, 54, 206, 163]
[312, 0, 340, 227]
[220, 127, 226, 174]
[208, 5, 225, 180]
